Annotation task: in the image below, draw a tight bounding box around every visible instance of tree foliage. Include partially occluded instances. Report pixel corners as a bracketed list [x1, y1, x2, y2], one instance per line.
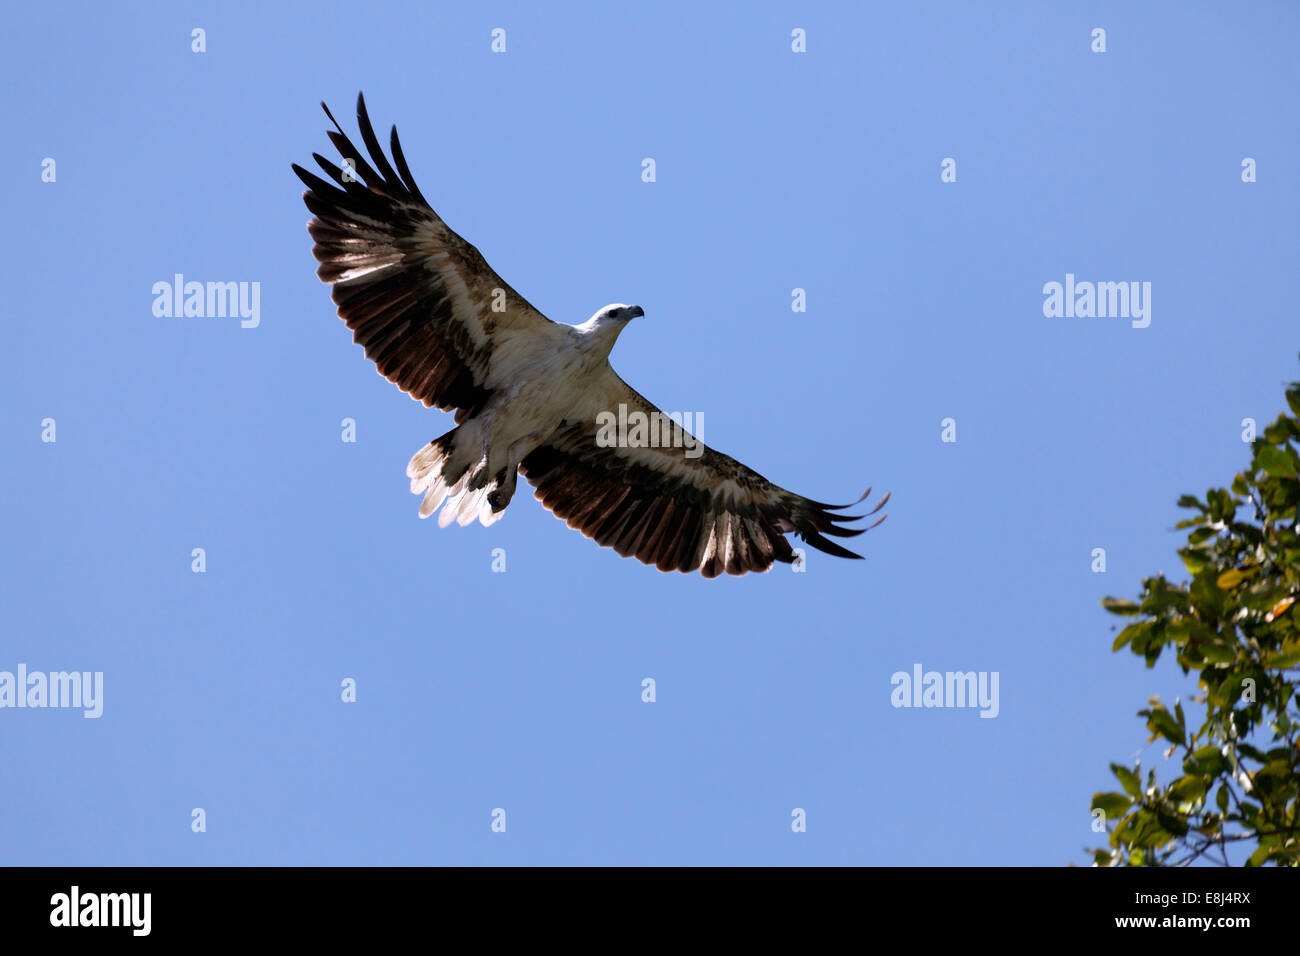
[1089, 362, 1300, 866]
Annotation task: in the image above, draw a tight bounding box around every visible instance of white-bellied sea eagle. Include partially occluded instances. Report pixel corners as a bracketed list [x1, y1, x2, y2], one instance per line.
[292, 94, 888, 577]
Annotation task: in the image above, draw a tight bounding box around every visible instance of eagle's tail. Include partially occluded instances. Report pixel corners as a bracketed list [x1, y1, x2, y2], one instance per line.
[407, 425, 506, 528]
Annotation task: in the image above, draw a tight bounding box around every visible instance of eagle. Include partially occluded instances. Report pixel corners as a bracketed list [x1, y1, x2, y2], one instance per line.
[292, 94, 888, 577]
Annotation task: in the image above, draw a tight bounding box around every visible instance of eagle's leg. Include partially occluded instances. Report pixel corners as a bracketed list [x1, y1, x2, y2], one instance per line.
[486, 429, 548, 512]
[487, 467, 517, 513]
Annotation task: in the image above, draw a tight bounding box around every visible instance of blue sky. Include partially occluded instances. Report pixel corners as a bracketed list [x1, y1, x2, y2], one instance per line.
[2, 1, 1297, 865]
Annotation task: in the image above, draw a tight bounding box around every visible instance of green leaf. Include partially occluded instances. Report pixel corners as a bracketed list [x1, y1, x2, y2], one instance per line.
[1257, 444, 1298, 479]
[1113, 621, 1149, 652]
[1154, 808, 1189, 837]
[1168, 775, 1206, 803]
[1206, 488, 1235, 521]
[1111, 763, 1141, 797]
[1263, 648, 1300, 668]
[1101, 597, 1141, 616]
[1217, 568, 1251, 589]
[1184, 746, 1225, 776]
[1287, 386, 1300, 418]
[1187, 527, 1216, 545]
[1091, 792, 1132, 818]
[1263, 418, 1294, 444]
[1146, 707, 1185, 746]
[1215, 785, 1229, 813]
[1201, 642, 1236, 664]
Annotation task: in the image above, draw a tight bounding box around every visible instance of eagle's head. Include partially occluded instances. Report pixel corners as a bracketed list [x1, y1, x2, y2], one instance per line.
[594, 303, 644, 324]
[578, 303, 645, 354]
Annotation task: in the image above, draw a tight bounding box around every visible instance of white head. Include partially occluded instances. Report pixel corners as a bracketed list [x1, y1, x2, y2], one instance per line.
[576, 303, 645, 353]
[589, 303, 644, 325]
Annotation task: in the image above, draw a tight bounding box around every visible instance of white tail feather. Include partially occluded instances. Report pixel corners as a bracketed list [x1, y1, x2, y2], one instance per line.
[407, 442, 444, 492]
[408, 436, 504, 528]
[418, 476, 448, 517]
[456, 486, 489, 526]
[438, 488, 467, 528]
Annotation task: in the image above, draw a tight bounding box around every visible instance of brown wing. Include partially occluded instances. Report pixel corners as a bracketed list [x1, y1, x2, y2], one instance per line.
[292, 93, 565, 422]
[520, 368, 888, 577]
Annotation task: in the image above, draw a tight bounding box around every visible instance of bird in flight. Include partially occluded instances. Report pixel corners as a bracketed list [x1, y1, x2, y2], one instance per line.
[292, 94, 887, 577]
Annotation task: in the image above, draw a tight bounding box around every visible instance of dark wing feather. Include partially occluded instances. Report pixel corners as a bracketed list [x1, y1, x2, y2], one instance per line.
[292, 93, 562, 422]
[520, 369, 888, 577]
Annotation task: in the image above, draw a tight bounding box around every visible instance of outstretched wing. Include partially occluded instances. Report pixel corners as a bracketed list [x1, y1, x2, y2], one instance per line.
[520, 368, 888, 577]
[292, 93, 566, 422]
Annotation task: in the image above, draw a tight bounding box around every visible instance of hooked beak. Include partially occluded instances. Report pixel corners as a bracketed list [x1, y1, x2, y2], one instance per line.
[627, 305, 645, 319]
